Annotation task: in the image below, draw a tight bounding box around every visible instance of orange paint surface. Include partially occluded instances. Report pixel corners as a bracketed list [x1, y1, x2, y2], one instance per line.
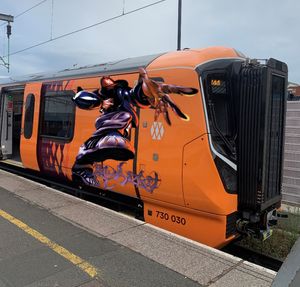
[144, 201, 236, 248]
[20, 83, 42, 170]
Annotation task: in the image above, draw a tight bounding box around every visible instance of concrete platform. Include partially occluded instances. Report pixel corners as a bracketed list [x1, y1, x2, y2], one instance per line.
[0, 169, 276, 286]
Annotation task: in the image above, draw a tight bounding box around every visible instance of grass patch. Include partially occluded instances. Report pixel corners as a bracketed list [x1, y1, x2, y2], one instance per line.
[238, 209, 300, 261]
[278, 208, 300, 234]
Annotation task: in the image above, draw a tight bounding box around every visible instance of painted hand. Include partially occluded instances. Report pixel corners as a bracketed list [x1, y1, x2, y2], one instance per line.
[100, 98, 114, 112]
[138, 68, 198, 125]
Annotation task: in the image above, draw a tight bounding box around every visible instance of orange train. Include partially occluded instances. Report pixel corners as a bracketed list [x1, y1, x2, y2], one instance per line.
[0, 47, 287, 248]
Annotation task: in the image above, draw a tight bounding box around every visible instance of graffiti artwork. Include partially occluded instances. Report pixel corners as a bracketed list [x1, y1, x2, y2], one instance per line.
[94, 162, 160, 193]
[72, 68, 198, 192]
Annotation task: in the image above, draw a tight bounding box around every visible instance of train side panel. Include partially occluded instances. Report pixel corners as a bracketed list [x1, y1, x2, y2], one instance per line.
[137, 67, 237, 213]
[136, 67, 237, 246]
[33, 74, 142, 199]
[136, 68, 205, 206]
[183, 136, 237, 214]
[36, 78, 98, 178]
[144, 202, 233, 248]
[84, 72, 141, 198]
[20, 83, 42, 170]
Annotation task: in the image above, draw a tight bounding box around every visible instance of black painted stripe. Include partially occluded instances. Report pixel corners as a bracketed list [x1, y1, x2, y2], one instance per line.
[133, 106, 141, 199]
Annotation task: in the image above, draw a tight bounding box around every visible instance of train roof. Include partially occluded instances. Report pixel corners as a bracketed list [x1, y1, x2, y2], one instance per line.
[0, 52, 163, 86]
[0, 47, 244, 88]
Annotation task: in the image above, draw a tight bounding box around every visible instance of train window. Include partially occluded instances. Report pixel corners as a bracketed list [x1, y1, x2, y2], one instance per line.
[207, 74, 230, 134]
[40, 91, 75, 141]
[204, 72, 236, 161]
[24, 94, 35, 139]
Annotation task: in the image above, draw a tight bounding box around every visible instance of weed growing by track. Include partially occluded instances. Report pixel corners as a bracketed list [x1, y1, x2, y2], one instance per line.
[238, 206, 300, 261]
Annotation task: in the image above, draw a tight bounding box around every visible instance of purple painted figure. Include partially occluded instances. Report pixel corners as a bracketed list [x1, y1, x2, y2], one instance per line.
[72, 68, 198, 186]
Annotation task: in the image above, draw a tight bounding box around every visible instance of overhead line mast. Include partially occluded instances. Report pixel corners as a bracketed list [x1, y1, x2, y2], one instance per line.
[0, 13, 14, 72]
[177, 0, 182, 51]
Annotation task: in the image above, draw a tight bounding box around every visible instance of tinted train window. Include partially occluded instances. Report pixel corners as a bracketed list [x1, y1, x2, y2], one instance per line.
[207, 74, 231, 135]
[203, 72, 236, 161]
[24, 94, 35, 139]
[40, 91, 75, 141]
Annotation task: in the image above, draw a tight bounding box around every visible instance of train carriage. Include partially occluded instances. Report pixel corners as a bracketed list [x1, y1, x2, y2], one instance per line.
[0, 47, 287, 247]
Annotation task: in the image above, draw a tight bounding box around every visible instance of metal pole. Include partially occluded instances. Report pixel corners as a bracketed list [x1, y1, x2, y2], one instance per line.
[6, 22, 11, 72]
[177, 0, 182, 51]
[0, 13, 13, 72]
[7, 34, 10, 72]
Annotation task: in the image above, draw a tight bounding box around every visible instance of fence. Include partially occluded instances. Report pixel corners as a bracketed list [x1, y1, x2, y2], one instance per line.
[283, 101, 300, 206]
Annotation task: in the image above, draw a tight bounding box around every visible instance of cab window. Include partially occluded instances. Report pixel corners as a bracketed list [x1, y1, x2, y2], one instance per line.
[203, 72, 236, 161]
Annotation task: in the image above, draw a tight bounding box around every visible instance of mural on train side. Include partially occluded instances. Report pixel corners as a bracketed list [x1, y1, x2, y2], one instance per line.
[72, 68, 198, 192]
[93, 162, 160, 193]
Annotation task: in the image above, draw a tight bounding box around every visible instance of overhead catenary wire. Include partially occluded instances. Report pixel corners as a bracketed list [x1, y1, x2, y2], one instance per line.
[5, 0, 167, 57]
[14, 0, 48, 19]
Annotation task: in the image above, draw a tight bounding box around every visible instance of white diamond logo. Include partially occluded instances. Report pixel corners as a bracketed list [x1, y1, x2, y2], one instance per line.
[151, 122, 164, 140]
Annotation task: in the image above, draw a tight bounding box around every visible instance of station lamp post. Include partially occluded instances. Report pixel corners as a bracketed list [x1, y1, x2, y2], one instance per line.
[0, 13, 14, 72]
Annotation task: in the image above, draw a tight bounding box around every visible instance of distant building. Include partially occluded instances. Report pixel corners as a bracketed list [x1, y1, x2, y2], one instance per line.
[288, 82, 300, 101]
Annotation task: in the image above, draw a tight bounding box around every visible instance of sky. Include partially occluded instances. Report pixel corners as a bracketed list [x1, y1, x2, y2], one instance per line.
[0, 0, 299, 83]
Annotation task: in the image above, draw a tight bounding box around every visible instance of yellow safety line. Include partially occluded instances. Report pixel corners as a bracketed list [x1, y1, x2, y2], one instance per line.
[0, 209, 98, 278]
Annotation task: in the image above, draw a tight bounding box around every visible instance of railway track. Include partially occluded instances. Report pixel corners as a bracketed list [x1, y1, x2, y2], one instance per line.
[0, 160, 284, 272]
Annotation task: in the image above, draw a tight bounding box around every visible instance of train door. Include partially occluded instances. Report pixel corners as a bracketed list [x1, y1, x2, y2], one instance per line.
[0, 92, 13, 159]
[137, 68, 204, 204]
[20, 83, 42, 170]
[0, 87, 24, 161]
